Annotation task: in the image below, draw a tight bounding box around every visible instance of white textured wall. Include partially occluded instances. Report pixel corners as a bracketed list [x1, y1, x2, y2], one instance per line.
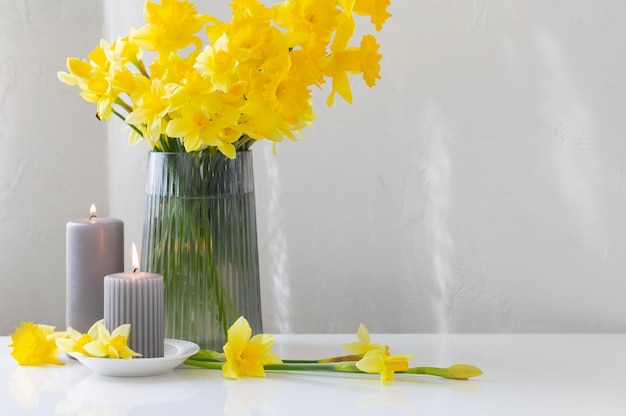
[3, 1, 626, 335]
[0, 2, 105, 334]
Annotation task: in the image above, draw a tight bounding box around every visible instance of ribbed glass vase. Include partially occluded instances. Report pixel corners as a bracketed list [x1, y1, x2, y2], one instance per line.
[140, 151, 262, 350]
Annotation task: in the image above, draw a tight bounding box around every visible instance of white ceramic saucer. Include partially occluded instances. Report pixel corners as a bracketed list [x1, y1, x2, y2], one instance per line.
[69, 338, 200, 377]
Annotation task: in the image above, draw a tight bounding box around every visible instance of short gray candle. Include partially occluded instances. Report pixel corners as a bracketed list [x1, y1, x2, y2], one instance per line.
[104, 247, 164, 358]
[66, 205, 124, 333]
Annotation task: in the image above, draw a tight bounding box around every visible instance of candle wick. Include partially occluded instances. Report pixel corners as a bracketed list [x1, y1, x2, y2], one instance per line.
[89, 215, 97, 220]
[133, 267, 139, 273]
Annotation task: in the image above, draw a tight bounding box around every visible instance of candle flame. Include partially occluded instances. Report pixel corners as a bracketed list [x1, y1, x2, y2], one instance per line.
[89, 204, 97, 223]
[132, 243, 140, 272]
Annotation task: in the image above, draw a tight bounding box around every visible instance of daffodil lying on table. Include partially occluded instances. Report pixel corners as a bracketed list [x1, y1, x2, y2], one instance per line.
[8, 322, 66, 366]
[8, 317, 482, 385]
[185, 317, 483, 385]
[8, 320, 140, 366]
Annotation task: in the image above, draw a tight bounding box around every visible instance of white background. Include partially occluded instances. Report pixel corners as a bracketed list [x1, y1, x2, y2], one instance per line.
[2, 0, 626, 335]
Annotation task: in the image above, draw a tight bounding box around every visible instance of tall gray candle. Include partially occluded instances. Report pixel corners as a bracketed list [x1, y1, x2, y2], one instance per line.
[66, 204, 124, 333]
[104, 243, 164, 358]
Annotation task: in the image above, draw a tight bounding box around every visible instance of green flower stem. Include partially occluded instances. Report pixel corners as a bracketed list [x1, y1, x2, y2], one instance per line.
[183, 358, 482, 380]
[113, 98, 133, 113]
[402, 364, 483, 380]
[184, 359, 223, 370]
[264, 362, 361, 373]
[267, 363, 482, 379]
[188, 350, 225, 362]
[157, 134, 185, 152]
[282, 354, 363, 364]
[188, 349, 362, 365]
[183, 356, 360, 373]
[111, 107, 143, 138]
[184, 351, 482, 380]
[235, 134, 254, 151]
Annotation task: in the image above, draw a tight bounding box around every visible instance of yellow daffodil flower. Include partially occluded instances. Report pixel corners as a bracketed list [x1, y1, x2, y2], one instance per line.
[273, 0, 340, 45]
[342, 323, 385, 356]
[9, 322, 65, 366]
[222, 316, 283, 379]
[323, 14, 383, 105]
[359, 34, 382, 87]
[225, 14, 274, 66]
[239, 91, 286, 142]
[125, 78, 183, 146]
[80, 321, 141, 359]
[134, 0, 208, 55]
[356, 347, 416, 385]
[57, 57, 92, 89]
[261, 53, 315, 128]
[195, 34, 238, 92]
[231, 0, 272, 22]
[114, 31, 143, 68]
[324, 13, 359, 105]
[353, 0, 392, 31]
[166, 101, 226, 153]
[55, 320, 101, 356]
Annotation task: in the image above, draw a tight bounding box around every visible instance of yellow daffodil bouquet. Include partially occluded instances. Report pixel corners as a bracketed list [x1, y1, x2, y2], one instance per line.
[58, 0, 391, 158]
[58, 0, 392, 351]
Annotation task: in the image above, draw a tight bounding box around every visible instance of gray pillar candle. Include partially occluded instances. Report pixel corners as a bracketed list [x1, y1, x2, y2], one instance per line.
[104, 245, 164, 358]
[66, 205, 124, 333]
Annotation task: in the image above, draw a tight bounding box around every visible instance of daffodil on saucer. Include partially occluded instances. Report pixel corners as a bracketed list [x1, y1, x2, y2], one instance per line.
[57, 320, 199, 377]
[70, 339, 199, 377]
[8, 320, 199, 377]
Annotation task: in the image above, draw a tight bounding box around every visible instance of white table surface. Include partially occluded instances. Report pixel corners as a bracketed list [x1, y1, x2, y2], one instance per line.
[2, 333, 625, 415]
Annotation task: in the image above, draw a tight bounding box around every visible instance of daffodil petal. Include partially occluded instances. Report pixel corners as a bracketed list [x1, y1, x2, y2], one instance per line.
[227, 316, 252, 351]
[66, 327, 83, 340]
[259, 350, 283, 366]
[82, 341, 107, 358]
[55, 337, 78, 353]
[249, 333, 275, 351]
[87, 319, 104, 341]
[111, 323, 131, 339]
[356, 323, 370, 345]
[222, 361, 241, 379]
[96, 322, 112, 343]
[356, 349, 385, 374]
